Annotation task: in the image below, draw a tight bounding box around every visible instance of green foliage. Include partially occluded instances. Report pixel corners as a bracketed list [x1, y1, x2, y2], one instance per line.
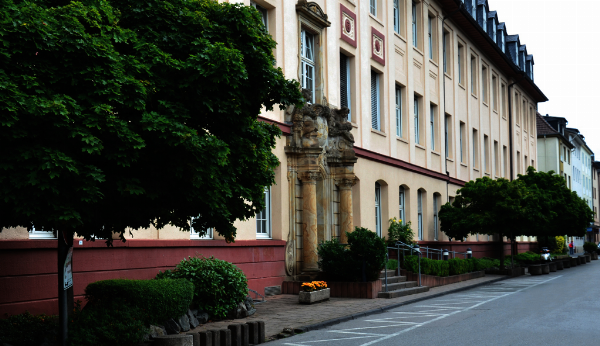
[537, 236, 558, 252]
[0, 0, 303, 243]
[68, 301, 148, 346]
[386, 218, 416, 247]
[386, 259, 399, 270]
[0, 312, 58, 346]
[506, 251, 541, 266]
[156, 256, 248, 319]
[403, 256, 498, 277]
[555, 236, 566, 254]
[318, 227, 386, 282]
[85, 278, 193, 325]
[583, 242, 597, 254]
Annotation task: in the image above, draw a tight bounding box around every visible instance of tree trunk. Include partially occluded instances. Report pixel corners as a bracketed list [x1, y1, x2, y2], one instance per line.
[499, 232, 505, 271]
[58, 229, 74, 346]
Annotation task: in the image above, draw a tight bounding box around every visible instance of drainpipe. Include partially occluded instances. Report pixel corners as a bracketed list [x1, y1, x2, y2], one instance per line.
[441, 2, 463, 205]
[507, 73, 526, 182]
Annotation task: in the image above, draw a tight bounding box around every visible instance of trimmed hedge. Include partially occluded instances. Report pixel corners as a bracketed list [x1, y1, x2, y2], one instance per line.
[156, 256, 248, 319]
[0, 312, 57, 346]
[85, 278, 194, 325]
[403, 256, 498, 277]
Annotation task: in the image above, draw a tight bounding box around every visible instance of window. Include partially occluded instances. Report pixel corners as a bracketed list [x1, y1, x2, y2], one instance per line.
[522, 101, 527, 131]
[503, 145, 508, 177]
[375, 182, 382, 236]
[412, 1, 418, 47]
[191, 218, 213, 239]
[501, 83, 506, 118]
[458, 43, 464, 84]
[473, 129, 479, 168]
[445, 114, 452, 158]
[29, 226, 56, 239]
[250, 2, 268, 29]
[417, 190, 423, 240]
[482, 7, 487, 33]
[256, 187, 271, 238]
[414, 95, 420, 144]
[395, 85, 402, 137]
[492, 75, 498, 111]
[470, 0, 476, 18]
[500, 31, 505, 53]
[433, 194, 439, 241]
[370, 0, 377, 16]
[517, 151, 521, 174]
[393, 0, 401, 34]
[492, 20, 497, 43]
[430, 104, 436, 150]
[300, 29, 315, 103]
[484, 135, 489, 172]
[428, 15, 433, 60]
[460, 122, 465, 163]
[371, 71, 381, 130]
[492, 141, 498, 176]
[482, 65, 488, 103]
[399, 186, 405, 225]
[340, 53, 351, 121]
[470, 55, 477, 95]
[443, 30, 449, 74]
[525, 155, 528, 170]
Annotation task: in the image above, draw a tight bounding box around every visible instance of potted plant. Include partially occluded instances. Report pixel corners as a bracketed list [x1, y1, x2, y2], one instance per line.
[583, 242, 598, 260]
[299, 281, 330, 304]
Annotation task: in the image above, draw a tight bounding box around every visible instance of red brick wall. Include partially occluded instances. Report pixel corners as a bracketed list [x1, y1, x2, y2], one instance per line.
[0, 239, 286, 317]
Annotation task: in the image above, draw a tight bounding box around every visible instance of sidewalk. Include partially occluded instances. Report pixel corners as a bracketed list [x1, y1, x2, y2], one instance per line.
[189, 274, 506, 340]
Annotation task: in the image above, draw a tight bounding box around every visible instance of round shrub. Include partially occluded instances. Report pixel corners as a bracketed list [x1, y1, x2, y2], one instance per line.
[0, 312, 57, 346]
[348, 227, 387, 281]
[85, 278, 194, 325]
[156, 256, 248, 319]
[317, 238, 356, 281]
[583, 242, 597, 254]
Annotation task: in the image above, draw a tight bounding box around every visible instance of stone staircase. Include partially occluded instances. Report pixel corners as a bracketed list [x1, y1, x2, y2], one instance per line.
[377, 269, 429, 298]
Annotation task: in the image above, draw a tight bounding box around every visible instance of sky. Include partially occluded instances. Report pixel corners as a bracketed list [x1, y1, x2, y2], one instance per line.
[487, 0, 600, 156]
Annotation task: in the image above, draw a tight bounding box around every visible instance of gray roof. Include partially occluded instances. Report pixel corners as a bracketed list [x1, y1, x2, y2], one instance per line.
[519, 45, 527, 52]
[506, 34, 520, 43]
[526, 54, 534, 64]
[498, 22, 505, 31]
[488, 11, 497, 19]
[477, 0, 489, 8]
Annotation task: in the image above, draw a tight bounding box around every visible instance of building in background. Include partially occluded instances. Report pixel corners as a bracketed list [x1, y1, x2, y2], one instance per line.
[592, 161, 600, 243]
[0, 0, 548, 317]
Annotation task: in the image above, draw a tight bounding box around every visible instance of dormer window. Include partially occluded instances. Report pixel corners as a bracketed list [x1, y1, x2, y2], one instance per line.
[491, 21, 496, 42]
[482, 7, 487, 32]
[499, 31, 505, 52]
[471, 0, 476, 18]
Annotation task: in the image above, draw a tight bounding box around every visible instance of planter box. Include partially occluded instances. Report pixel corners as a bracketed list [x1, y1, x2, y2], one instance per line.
[563, 259, 571, 268]
[282, 280, 382, 299]
[592, 253, 598, 260]
[529, 264, 542, 275]
[556, 260, 564, 270]
[299, 288, 330, 304]
[399, 270, 485, 288]
[585, 255, 591, 263]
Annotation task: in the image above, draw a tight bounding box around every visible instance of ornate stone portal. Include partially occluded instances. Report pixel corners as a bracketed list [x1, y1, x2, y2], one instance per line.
[285, 90, 357, 277]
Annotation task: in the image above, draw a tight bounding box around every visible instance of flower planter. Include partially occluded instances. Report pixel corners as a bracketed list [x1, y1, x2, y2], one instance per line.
[299, 288, 330, 304]
[283, 280, 382, 299]
[528, 264, 542, 275]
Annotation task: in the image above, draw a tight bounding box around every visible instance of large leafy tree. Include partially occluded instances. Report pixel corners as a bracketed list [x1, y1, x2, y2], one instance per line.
[0, 0, 302, 242]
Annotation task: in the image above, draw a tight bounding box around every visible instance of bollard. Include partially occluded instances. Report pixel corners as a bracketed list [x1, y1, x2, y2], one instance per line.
[228, 325, 242, 346]
[466, 248, 472, 259]
[443, 249, 449, 261]
[256, 321, 265, 344]
[240, 323, 249, 346]
[187, 332, 200, 346]
[245, 322, 258, 345]
[198, 331, 212, 346]
[219, 329, 231, 346]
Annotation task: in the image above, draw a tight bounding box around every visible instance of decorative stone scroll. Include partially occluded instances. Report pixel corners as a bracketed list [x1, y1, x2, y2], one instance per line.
[296, 0, 331, 28]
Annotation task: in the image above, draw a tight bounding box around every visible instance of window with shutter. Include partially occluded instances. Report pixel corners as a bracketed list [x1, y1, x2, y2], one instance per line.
[340, 53, 351, 121]
[375, 183, 382, 236]
[428, 16, 433, 59]
[370, 0, 377, 16]
[414, 95, 420, 144]
[417, 190, 423, 240]
[371, 71, 380, 130]
[393, 0, 400, 34]
[430, 104, 435, 150]
[412, 2, 417, 47]
[433, 196, 438, 241]
[399, 186, 405, 225]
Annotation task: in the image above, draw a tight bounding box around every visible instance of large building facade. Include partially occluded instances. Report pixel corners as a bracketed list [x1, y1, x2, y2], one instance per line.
[1, 0, 548, 316]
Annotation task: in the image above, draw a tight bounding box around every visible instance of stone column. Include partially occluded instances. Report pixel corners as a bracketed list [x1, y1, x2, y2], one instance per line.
[338, 178, 355, 245]
[301, 172, 320, 272]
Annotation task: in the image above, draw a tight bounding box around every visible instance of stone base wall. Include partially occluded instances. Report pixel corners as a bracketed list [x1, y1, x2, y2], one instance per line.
[0, 240, 286, 317]
[399, 270, 485, 288]
[282, 280, 382, 299]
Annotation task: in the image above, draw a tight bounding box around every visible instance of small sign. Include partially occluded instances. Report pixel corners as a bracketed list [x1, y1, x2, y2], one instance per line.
[64, 247, 73, 290]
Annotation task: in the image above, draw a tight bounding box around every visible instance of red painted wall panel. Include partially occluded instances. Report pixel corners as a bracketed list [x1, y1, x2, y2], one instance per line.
[0, 240, 286, 317]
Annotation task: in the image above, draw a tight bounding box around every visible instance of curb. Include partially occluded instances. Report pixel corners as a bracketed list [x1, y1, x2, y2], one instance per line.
[295, 276, 510, 333]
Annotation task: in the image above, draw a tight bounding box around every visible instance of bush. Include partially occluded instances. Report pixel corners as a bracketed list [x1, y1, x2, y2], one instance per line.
[583, 242, 597, 254]
[555, 236, 566, 254]
[0, 312, 57, 346]
[156, 256, 248, 319]
[85, 278, 193, 325]
[386, 218, 416, 247]
[402, 256, 498, 277]
[69, 302, 148, 346]
[386, 259, 399, 270]
[318, 227, 386, 282]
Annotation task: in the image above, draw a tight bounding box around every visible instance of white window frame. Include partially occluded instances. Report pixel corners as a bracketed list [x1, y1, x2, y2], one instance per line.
[256, 187, 272, 239]
[370, 0, 377, 16]
[414, 95, 420, 144]
[443, 31, 448, 73]
[430, 104, 435, 150]
[460, 122, 465, 163]
[412, 2, 418, 47]
[190, 218, 213, 240]
[445, 114, 450, 158]
[458, 44, 463, 84]
[375, 183, 382, 237]
[340, 53, 351, 121]
[428, 16, 433, 59]
[417, 190, 423, 240]
[371, 71, 381, 130]
[393, 0, 400, 34]
[300, 29, 316, 103]
[29, 226, 56, 239]
[395, 86, 402, 137]
[399, 186, 405, 225]
[433, 195, 438, 241]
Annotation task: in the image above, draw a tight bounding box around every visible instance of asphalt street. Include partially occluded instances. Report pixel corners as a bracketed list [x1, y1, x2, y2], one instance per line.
[269, 259, 600, 346]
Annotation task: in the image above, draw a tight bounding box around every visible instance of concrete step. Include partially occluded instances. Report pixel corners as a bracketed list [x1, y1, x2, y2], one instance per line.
[382, 281, 417, 291]
[381, 275, 407, 284]
[379, 269, 396, 278]
[377, 285, 429, 299]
